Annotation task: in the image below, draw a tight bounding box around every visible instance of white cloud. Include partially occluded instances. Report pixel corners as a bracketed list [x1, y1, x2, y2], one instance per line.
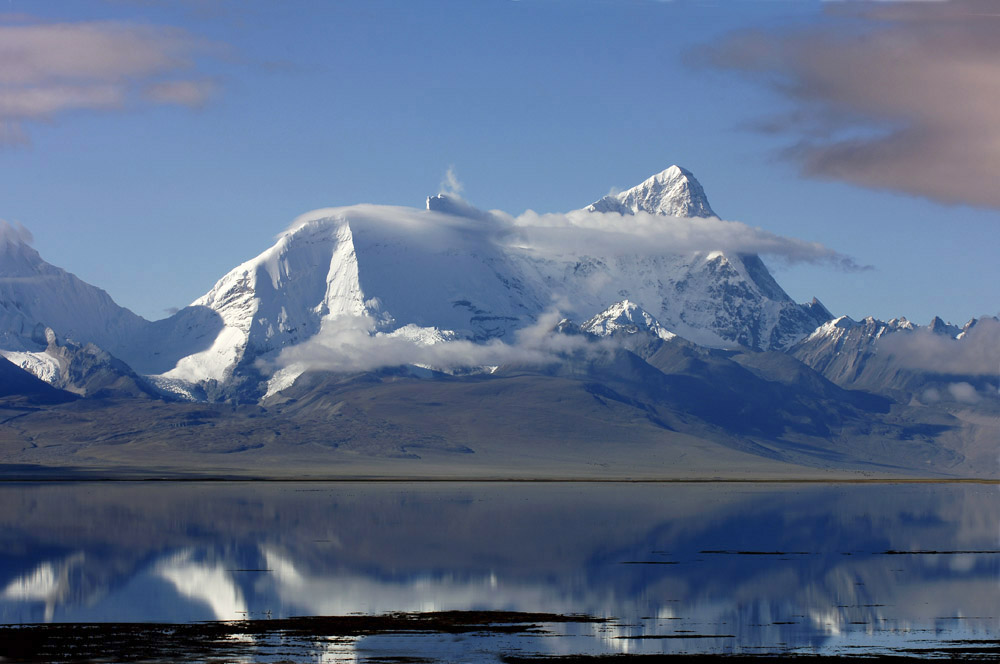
[0, 219, 33, 247]
[947, 382, 981, 404]
[504, 208, 867, 270]
[284, 201, 865, 271]
[264, 309, 602, 375]
[440, 166, 464, 196]
[879, 317, 1000, 376]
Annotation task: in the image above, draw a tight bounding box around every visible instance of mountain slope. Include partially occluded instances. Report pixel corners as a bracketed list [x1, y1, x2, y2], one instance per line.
[533, 165, 833, 349]
[156, 206, 546, 397]
[791, 314, 999, 404]
[0, 232, 226, 388]
[0, 355, 77, 405]
[0, 236, 148, 354]
[1, 328, 160, 399]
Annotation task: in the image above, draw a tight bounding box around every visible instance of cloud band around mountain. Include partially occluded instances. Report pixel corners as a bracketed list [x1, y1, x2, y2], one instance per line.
[504, 209, 868, 271]
[879, 317, 1000, 377]
[262, 200, 866, 375]
[263, 310, 606, 377]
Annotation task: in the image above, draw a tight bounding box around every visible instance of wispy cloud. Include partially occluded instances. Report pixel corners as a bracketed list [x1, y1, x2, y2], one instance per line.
[265, 309, 602, 375]
[440, 165, 464, 196]
[504, 209, 869, 271]
[0, 219, 33, 247]
[284, 201, 866, 272]
[142, 79, 218, 108]
[702, 0, 1000, 210]
[0, 18, 224, 145]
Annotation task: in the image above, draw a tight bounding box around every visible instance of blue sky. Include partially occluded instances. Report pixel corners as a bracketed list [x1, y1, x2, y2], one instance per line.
[1, 0, 997, 325]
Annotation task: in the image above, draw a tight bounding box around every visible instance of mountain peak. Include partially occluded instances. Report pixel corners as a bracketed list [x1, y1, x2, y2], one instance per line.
[0, 220, 33, 248]
[426, 193, 494, 222]
[582, 299, 677, 341]
[586, 165, 717, 218]
[0, 221, 48, 278]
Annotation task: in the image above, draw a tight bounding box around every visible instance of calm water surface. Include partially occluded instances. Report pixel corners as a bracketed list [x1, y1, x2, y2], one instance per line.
[0, 481, 996, 661]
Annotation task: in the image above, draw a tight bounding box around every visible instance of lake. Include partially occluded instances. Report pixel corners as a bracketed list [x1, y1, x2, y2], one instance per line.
[0, 481, 996, 661]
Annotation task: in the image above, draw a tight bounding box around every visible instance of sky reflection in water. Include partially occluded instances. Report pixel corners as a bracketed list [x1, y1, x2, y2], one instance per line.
[0, 481, 996, 660]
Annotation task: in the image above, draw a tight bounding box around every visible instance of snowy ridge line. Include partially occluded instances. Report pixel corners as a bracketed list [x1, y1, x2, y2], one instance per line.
[1, 166, 840, 401]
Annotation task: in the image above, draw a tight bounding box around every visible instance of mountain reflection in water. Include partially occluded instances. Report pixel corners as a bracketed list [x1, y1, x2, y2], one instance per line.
[0, 481, 996, 661]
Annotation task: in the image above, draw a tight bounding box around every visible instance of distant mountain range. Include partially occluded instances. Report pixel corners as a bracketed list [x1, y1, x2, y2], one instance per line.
[0, 167, 995, 479]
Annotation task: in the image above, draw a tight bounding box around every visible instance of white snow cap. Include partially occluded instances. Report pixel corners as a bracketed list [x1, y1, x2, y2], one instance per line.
[587, 165, 717, 218]
[582, 299, 677, 341]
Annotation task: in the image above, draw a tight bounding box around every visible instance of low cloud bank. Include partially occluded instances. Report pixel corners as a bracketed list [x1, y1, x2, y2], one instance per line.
[879, 317, 1000, 377]
[265, 310, 607, 375]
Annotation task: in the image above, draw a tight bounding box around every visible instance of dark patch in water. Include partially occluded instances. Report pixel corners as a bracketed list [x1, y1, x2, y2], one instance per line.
[0, 611, 606, 663]
[614, 634, 735, 640]
[881, 550, 1000, 555]
[699, 550, 813, 555]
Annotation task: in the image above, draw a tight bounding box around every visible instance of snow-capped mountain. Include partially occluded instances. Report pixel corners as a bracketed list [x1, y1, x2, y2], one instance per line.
[0, 166, 836, 401]
[155, 205, 546, 395]
[1, 327, 158, 398]
[582, 300, 676, 341]
[0, 231, 232, 393]
[549, 165, 832, 349]
[514, 245, 831, 351]
[586, 166, 716, 218]
[1, 184, 993, 480]
[791, 314, 997, 402]
[160, 166, 832, 398]
[790, 315, 915, 391]
[0, 354, 76, 404]
[0, 233, 148, 354]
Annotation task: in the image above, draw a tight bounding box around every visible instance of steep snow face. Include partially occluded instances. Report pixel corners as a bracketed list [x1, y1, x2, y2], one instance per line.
[0, 350, 61, 384]
[161, 216, 366, 385]
[582, 300, 676, 341]
[806, 315, 858, 342]
[0, 237, 148, 355]
[586, 166, 717, 218]
[163, 206, 546, 388]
